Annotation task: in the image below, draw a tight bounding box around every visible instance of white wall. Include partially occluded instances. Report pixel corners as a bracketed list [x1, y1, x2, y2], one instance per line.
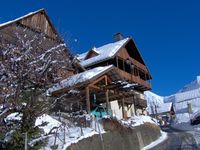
[110, 100, 136, 119]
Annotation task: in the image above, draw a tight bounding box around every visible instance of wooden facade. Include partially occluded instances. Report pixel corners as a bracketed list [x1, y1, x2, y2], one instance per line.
[85, 39, 151, 91]
[0, 9, 74, 81]
[77, 36, 152, 114]
[0, 9, 76, 104]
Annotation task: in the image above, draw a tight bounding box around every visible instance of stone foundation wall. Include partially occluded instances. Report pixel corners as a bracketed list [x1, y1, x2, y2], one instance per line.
[67, 119, 161, 150]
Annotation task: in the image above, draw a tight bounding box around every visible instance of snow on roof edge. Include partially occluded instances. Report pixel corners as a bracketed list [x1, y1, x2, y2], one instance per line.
[47, 65, 114, 94]
[79, 38, 130, 67]
[0, 9, 44, 28]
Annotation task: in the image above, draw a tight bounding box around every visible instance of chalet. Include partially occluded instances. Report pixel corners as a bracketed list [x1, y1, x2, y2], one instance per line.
[0, 9, 75, 105]
[48, 33, 152, 119]
[0, 9, 74, 80]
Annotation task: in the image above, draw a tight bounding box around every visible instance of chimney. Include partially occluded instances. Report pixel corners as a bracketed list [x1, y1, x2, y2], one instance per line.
[114, 32, 123, 41]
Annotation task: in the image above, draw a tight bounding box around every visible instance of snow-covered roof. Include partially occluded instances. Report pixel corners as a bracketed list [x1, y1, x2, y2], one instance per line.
[145, 91, 164, 105]
[175, 88, 200, 103]
[77, 38, 130, 67]
[47, 65, 114, 94]
[145, 91, 172, 114]
[157, 102, 172, 114]
[0, 9, 44, 28]
[178, 76, 200, 93]
[148, 102, 172, 115]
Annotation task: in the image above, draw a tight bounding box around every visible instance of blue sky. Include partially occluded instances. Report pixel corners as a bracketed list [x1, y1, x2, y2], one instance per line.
[0, 0, 200, 96]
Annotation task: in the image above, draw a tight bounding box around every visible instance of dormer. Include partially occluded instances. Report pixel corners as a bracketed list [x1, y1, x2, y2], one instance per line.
[84, 47, 99, 60]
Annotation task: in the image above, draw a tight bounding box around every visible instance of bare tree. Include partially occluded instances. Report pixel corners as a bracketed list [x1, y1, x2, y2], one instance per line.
[0, 25, 74, 149]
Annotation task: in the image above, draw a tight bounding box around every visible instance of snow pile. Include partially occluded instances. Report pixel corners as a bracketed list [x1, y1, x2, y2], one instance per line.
[32, 113, 105, 149]
[47, 65, 113, 94]
[35, 114, 62, 134]
[41, 116, 104, 150]
[5, 112, 22, 122]
[78, 38, 129, 67]
[121, 115, 158, 127]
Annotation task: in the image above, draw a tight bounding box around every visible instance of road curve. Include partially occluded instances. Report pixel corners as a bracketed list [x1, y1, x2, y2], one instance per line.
[149, 127, 199, 150]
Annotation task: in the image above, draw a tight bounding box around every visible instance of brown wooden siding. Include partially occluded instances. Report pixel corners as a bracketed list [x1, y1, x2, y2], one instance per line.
[117, 47, 149, 73]
[116, 68, 151, 90]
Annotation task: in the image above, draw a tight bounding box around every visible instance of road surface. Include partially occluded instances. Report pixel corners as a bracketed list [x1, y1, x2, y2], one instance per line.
[149, 126, 200, 150]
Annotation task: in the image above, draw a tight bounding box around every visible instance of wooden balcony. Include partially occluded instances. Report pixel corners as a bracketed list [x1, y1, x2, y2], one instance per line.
[116, 68, 151, 90]
[130, 57, 148, 73]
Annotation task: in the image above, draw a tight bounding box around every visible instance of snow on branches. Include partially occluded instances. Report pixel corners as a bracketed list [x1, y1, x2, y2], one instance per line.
[0, 25, 74, 148]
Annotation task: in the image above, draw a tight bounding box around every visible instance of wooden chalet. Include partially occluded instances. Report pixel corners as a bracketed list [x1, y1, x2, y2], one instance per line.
[0, 9, 75, 80]
[0, 9, 75, 104]
[78, 33, 152, 91]
[48, 33, 152, 118]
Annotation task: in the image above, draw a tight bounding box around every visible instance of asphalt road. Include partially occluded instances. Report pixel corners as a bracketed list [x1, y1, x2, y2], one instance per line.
[149, 127, 200, 150]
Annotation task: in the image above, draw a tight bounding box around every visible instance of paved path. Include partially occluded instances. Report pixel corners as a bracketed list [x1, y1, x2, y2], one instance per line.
[149, 127, 199, 150]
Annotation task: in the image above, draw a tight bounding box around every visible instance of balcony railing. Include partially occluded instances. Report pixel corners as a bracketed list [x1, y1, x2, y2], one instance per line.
[116, 68, 151, 90]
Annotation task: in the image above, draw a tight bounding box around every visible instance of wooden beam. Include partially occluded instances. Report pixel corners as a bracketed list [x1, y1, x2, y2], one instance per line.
[89, 75, 106, 87]
[86, 86, 90, 113]
[105, 76, 110, 113]
[116, 56, 119, 68]
[88, 84, 101, 90]
[123, 59, 125, 71]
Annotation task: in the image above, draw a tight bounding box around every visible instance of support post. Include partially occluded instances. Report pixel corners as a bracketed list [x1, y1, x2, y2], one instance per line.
[116, 57, 119, 68]
[123, 59, 125, 71]
[122, 97, 125, 118]
[86, 86, 90, 113]
[105, 90, 109, 113]
[105, 76, 110, 114]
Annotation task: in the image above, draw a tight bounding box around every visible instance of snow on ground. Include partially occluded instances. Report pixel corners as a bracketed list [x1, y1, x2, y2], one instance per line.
[35, 114, 62, 134]
[141, 131, 168, 150]
[121, 115, 158, 127]
[38, 115, 105, 150]
[37, 114, 164, 150]
[4, 112, 22, 122]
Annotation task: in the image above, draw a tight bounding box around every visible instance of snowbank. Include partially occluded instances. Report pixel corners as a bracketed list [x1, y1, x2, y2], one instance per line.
[121, 115, 158, 127]
[5, 112, 22, 122]
[35, 114, 61, 134]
